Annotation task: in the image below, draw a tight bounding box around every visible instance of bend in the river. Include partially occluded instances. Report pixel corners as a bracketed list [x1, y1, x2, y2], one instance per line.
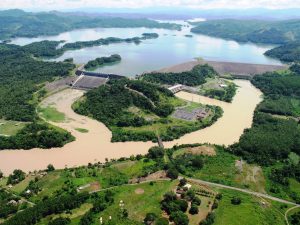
[0, 80, 262, 175]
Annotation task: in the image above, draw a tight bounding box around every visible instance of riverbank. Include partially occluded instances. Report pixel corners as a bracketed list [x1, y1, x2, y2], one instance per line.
[0, 79, 261, 175]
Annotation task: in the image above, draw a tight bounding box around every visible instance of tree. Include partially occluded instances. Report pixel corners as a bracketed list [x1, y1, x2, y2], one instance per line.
[215, 193, 222, 200]
[179, 178, 187, 187]
[200, 212, 215, 225]
[186, 190, 196, 201]
[0, 170, 3, 179]
[47, 164, 55, 172]
[189, 204, 199, 215]
[144, 213, 157, 225]
[163, 192, 177, 202]
[192, 156, 204, 169]
[49, 217, 71, 225]
[155, 218, 169, 225]
[231, 197, 242, 205]
[147, 147, 164, 159]
[167, 168, 179, 180]
[291, 211, 300, 225]
[175, 199, 188, 212]
[7, 169, 25, 185]
[170, 211, 189, 225]
[192, 196, 201, 206]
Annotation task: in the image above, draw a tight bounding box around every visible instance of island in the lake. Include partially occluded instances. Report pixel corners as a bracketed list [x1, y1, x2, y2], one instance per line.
[84, 54, 122, 71]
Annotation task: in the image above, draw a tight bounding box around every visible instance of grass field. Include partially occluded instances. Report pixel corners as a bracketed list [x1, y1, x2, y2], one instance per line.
[117, 103, 222, 142]
[213, 189, 288, 225]
[38, 106, 66, 122]
[0, 119, 28, 136]
[187, 146, 239, 186]
[98, 181, 177, 224]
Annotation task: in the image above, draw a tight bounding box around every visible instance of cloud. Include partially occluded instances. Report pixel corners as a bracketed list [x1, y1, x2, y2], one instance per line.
[0, 0, 300, 10]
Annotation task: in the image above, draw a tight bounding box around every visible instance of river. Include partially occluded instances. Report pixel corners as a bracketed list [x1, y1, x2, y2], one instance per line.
[10, 21, 281, 77]
[0, 80, 262, 175]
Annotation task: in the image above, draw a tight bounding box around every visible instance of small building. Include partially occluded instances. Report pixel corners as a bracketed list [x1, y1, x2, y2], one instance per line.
[7, 200, 18, 205]
[219, 84, 228, 88]
[183, 183, 192, 190]
[168, 84, 183, 94]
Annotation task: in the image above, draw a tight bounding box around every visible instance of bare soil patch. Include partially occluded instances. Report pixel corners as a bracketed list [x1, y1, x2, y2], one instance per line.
[135, 188, 145, 195]
[185, 145, 216, 156]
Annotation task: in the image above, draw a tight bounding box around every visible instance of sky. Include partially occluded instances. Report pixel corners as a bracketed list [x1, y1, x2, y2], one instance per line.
[1, 0, 300, 10]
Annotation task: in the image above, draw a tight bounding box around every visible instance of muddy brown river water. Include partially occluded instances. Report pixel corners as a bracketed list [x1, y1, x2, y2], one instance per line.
[0, 80, 262, 175]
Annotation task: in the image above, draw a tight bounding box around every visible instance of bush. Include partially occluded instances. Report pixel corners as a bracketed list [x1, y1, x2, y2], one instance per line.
[215, 193, 222, 200]
[192, 196, 201, 206]
[189, 204, 199, 215]
[170, 211, 189, 225]
[155, 217, 169, 225]
[179, 178, 187, 187]
[231, 197, 242, 205]
[7, 169, 26, 185]
[47, 164, 55, 172]
[167, 168, 179, 180]
[148, 147, 164, 159]
[144, 212, 157, 224]
[200, 212, 215, 225]
[48, 217, 71, 225]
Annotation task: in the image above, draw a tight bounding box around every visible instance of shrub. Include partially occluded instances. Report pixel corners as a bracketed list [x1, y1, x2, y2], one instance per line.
[155, 218, 169, 225]
[47, 164, 55, 172]
[48, 217, 71, 225]
[189, 204, 199, 215]
[144, 212, 157, 224]
[170, 211, 189, 225]
[167, 168, 179, 180]
[231, 197, 242, 205]
[179, 178, 187, 187]
[192, 196, 201, 206]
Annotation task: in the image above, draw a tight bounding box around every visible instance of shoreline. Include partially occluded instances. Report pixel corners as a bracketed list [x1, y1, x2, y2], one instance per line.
[0, 65, 262, 176]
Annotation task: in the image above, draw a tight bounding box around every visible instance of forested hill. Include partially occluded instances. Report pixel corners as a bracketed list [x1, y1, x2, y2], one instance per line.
[0, 9, 181, 40]
[0, 43, 74, 121]
[264, 41, 300, 63]
[190, 19, 300, 44]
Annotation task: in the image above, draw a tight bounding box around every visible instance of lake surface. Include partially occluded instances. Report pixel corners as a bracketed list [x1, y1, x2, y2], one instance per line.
[10, 21, 281, 77]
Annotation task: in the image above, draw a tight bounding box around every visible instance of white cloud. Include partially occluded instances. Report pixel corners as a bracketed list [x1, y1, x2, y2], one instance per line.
[0, 0, 300, 10]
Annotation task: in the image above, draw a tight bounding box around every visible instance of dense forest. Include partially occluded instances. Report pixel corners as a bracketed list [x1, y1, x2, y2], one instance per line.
[0, 123, 74, 150]
[84, 54, 122, 70]
[74, 79, 174, 127]
[0, 43, 74, 121]
[0, 9, 180, 40]
[190, 19, 300, 44]
[0, 43, 75, 150]
[74, 79, 222, 142]
[62, 33, 159, 51]
[190, 19, 300, 63]
[264, 41, 300, 62]
[141, 64, 217, 86]
[231, 69, 300, 165]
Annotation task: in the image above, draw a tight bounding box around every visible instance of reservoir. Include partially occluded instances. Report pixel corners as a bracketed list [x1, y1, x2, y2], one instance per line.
[10, 21, 281, 77]
[0, 21, 267, 174]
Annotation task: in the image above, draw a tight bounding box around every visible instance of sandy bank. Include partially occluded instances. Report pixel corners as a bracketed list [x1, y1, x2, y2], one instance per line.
[0, 80, 261, 175]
